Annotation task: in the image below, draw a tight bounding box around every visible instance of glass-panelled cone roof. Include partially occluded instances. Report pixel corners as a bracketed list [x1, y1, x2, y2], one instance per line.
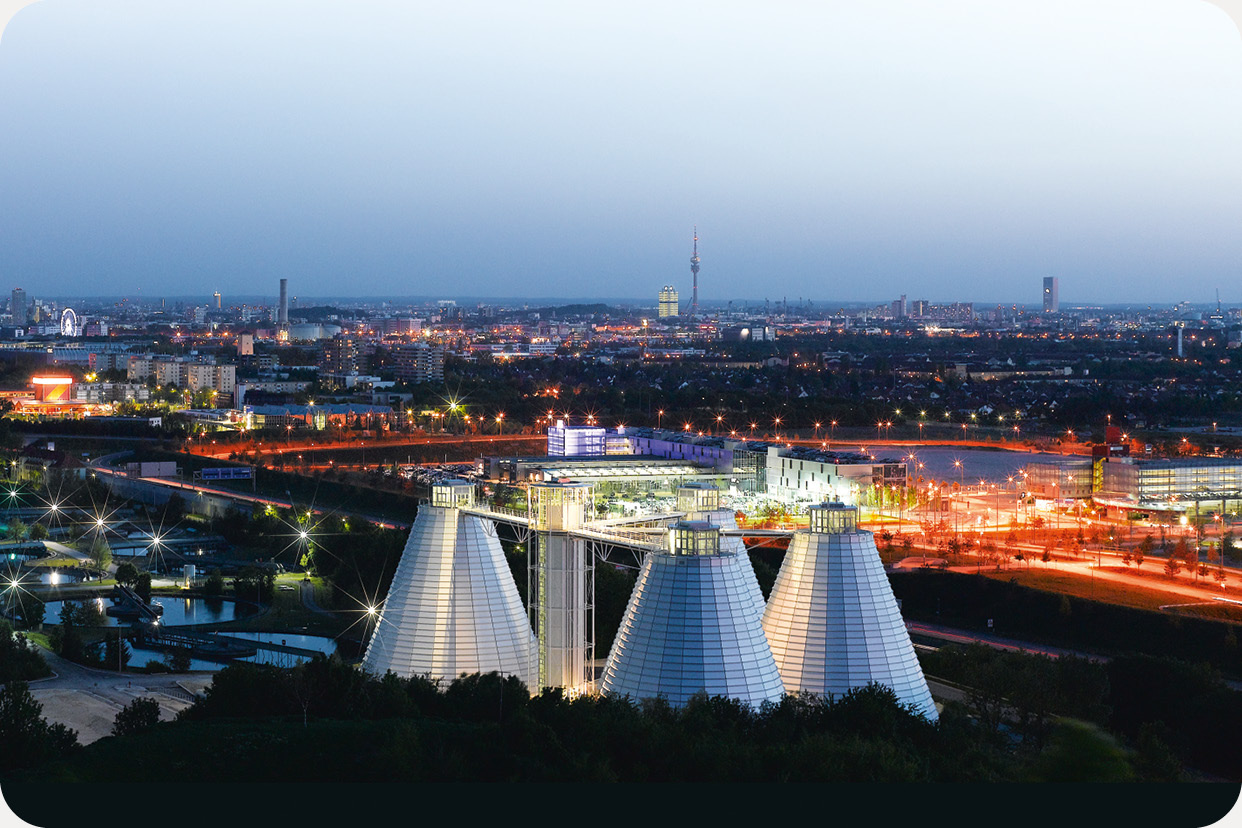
[601, 521, 785, 708]
[362, 482, 535, 688]
[762, 501, 938, 720]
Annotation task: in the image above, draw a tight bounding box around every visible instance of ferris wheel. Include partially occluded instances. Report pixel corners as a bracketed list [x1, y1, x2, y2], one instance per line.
[60, 307, 78, 337]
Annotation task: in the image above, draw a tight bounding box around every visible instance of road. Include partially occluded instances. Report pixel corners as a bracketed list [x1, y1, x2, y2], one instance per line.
[93, 466, 411, 530]
[189, 433, 544, 460]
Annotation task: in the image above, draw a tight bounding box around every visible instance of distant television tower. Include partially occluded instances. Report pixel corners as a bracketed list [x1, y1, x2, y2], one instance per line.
[689, 227, 700, 317]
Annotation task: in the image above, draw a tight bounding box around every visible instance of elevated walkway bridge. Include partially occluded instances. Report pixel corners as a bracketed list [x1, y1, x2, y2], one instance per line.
[459, 501, 796, 565]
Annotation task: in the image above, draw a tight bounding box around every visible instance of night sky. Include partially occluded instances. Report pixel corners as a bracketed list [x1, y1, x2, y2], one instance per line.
[2, 0, 1242, 305]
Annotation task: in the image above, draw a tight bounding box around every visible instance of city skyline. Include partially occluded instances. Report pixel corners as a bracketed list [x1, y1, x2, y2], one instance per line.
[2, 2, 1242, 303]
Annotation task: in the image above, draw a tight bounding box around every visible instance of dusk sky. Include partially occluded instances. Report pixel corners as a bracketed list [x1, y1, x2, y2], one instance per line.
[2, 1, 1242, 306]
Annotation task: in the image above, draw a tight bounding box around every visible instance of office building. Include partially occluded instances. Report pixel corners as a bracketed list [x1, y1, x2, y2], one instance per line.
[658, 286, 679, 319]
[391, 342, 445, 384]
[1043, 277, 1059, 313]
[10, 288, 25, 324]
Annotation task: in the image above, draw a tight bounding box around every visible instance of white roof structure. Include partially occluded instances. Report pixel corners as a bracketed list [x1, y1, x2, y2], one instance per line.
[600, 521, 785, 708]
[761, 502, 937, 720]
[361, 482, 536, 688]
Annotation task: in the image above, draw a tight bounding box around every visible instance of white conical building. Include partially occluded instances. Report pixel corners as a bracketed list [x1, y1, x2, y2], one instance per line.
[677, 485, 765, 621]
[600, 520, 785, 708]
[761, 502, 937, 720]
[362, 481, 536, 688]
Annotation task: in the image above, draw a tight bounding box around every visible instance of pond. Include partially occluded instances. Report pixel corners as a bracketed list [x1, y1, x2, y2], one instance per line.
[127, 630, 344, 671]
[45, 595, 258, 627]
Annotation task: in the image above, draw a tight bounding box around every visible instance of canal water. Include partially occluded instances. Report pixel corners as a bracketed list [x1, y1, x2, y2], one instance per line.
[843, 444, 1069, 485]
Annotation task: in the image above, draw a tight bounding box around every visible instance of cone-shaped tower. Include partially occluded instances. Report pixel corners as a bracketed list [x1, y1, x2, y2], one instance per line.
[677, 485, 764, 620]
[362, 481, 536, 688]
[762, 502, 937, 720]
[601, 520, 785, 707]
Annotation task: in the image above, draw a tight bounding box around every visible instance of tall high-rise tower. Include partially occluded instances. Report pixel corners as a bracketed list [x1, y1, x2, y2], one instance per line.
[658, 286, 679, 318]
[278, 278, 289, 326]
[688, 228, 700, 318]
[10, 288, 25, 325]
[1042, 277, 1059, 313]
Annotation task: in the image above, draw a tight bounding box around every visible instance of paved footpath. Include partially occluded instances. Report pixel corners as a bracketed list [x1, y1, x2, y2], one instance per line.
[28, 647, 217, 745]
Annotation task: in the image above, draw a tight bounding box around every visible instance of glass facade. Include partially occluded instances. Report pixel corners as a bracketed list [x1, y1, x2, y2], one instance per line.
[809, 502, 856, 534]
[1101, 458, 1242, 511]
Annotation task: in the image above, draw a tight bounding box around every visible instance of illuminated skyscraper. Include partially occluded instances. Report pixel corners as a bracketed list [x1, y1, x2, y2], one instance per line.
[658, 286, 679, 318]
[1042, 277, 1059, 313]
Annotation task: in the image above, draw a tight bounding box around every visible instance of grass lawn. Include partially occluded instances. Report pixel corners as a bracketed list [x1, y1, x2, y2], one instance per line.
[206, 574, 351, 638]
[975, 565, 1242, 622]
[23, 631, 51, 649]
[28, 556, 83, 568]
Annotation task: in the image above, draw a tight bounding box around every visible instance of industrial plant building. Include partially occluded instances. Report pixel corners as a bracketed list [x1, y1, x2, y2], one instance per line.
[362, 480, 937, 716]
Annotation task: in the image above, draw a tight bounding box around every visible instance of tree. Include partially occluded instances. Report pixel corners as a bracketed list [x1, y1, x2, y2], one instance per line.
[111, 697, 161, 737]
[19, 591, 44, 629]
[0, 681, 79, 773]
[29, 523, 48, 541]
[165, 648, 192, 673]
[88, 537, 112, 575]
[134, 572, 152, 603]
[0, 619, 50, 682]
[102, 629, 131, 671]
[1164, 556, 1181, 578]
[1180, 540, 1200, 578]
[1223, 530, 1239, 565]
[51, 601, 84, 662]
[203, 569, 225, 598]
[234, 567, 275, 604]
[5, 519, 26, 541]
[114, 562, 140, 587]
[161, 493, 187, 524]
